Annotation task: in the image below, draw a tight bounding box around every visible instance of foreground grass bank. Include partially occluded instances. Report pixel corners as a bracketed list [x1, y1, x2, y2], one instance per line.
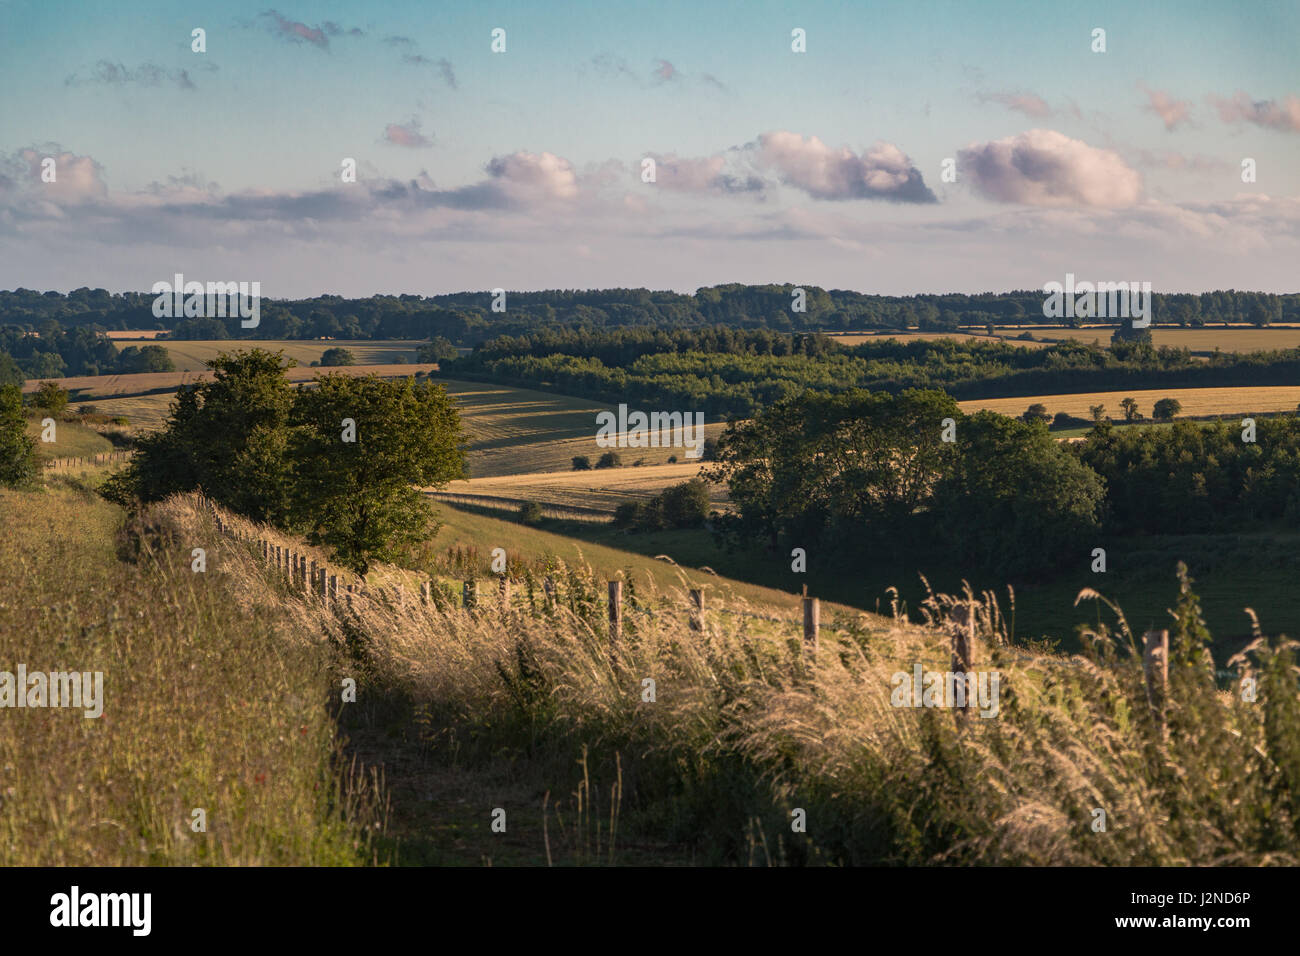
[0, 484, 381, 865]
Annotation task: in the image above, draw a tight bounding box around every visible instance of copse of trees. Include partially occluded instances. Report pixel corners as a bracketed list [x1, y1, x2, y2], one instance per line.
[706, 389, 1104, 577]
[612, 478, 710, 532]
[102, 349, 467, 574]
[1076, 419, 1300, 535]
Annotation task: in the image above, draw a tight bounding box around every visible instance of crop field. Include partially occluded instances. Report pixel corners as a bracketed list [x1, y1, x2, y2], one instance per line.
[989, 324, 1300, 352]
[826, 331, 1051, 348]
[115, 338, 427, 371]
[827, 325, 1300, 354]
[25, 364, 439, 401]
[436, 378, 729, 478]
[958, 385, 1300, 420]
[429, 461, 729, 516]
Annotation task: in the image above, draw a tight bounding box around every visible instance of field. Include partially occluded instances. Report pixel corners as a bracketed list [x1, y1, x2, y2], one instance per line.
[23, 417, 117, 461]
[828, 325, 1300, 354]
[990, 324, 1300, 353]
[113, 338, 427, 371]
[826, 330, 1051, 348]
[430, 461, 726, 517]
[24, 363, 439, 402]
[435, 378, 728, 478]
[958, 385, 1300, 420]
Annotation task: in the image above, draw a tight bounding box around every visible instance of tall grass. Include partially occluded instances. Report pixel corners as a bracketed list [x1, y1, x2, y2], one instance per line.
[0, 485, 383, 865]
[183, 493, 1300, 865]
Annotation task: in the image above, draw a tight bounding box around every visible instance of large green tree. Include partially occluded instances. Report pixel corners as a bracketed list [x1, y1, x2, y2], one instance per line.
[105, 350, 296, 523]
[289, 374, 467, 574]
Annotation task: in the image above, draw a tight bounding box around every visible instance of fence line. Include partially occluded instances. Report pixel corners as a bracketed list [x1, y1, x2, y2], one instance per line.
[198, 494, 1171, 703]
[43, 449, 134, 471]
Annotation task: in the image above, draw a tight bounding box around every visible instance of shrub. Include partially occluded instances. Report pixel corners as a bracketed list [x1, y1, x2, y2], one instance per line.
[595, 451, 622, 469]
[1022, 403, 1051, 424]
[319, 347, 355, 367]
[31, 381, 69, 417]
[518, 501, 544, 525]
[571, 455, 591, 471]
[1153, 397, 1183, 421]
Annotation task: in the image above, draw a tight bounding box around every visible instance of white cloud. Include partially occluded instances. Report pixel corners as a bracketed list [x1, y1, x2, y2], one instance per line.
[958, 129, 1142, 207]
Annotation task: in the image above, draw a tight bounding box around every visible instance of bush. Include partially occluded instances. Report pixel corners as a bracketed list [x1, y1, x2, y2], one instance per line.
[416, 336, 458, 363]
[1022, 403, 1051, 424]
[319, 348, 355, 367]
[31, 381, 69, 417]
[1153, 397, 1183, 421]
[518, 501, 544, 525]
[571, 455, 591, 471]
[595, 451, 622, 469]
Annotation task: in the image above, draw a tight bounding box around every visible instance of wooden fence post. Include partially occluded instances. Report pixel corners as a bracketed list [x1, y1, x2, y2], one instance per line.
[948, 603, 975, 717]
[420, 581, 430, 605]
[463, 580, 477, 611]
[1144, 629, 1169, 731]
[802, 586, 819, 652]
[608, 580, 622, 642]
[689, 588, 704, 631]
[543, 576, 555, 609]
[499, 577, 510, 606]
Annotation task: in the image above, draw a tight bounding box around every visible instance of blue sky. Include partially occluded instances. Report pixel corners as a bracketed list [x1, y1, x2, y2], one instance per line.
[1, 0, 1297, 296]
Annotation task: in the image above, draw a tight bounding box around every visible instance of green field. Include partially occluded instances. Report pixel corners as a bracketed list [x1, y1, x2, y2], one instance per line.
[427, 502, 834, 616]
[25, 418, 117, 461]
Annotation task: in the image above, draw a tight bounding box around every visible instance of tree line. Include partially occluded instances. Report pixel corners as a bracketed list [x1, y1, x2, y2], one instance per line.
[444, 329, 1300, 419]
[3, 286, 1296, 342]
[0, 324, 173, 384]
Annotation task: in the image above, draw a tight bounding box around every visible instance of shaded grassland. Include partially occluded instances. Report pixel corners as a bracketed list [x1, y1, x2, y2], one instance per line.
[527, 518, 1300, 660]
[414, 502, 806, 615]
[0, 484, 382, 865]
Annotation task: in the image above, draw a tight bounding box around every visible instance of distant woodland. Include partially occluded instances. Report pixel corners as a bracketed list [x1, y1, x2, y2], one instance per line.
[1, 285, 1295, 342]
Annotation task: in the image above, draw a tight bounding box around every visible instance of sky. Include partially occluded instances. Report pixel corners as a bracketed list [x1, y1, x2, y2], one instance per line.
[0, 0, 1297, 297]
